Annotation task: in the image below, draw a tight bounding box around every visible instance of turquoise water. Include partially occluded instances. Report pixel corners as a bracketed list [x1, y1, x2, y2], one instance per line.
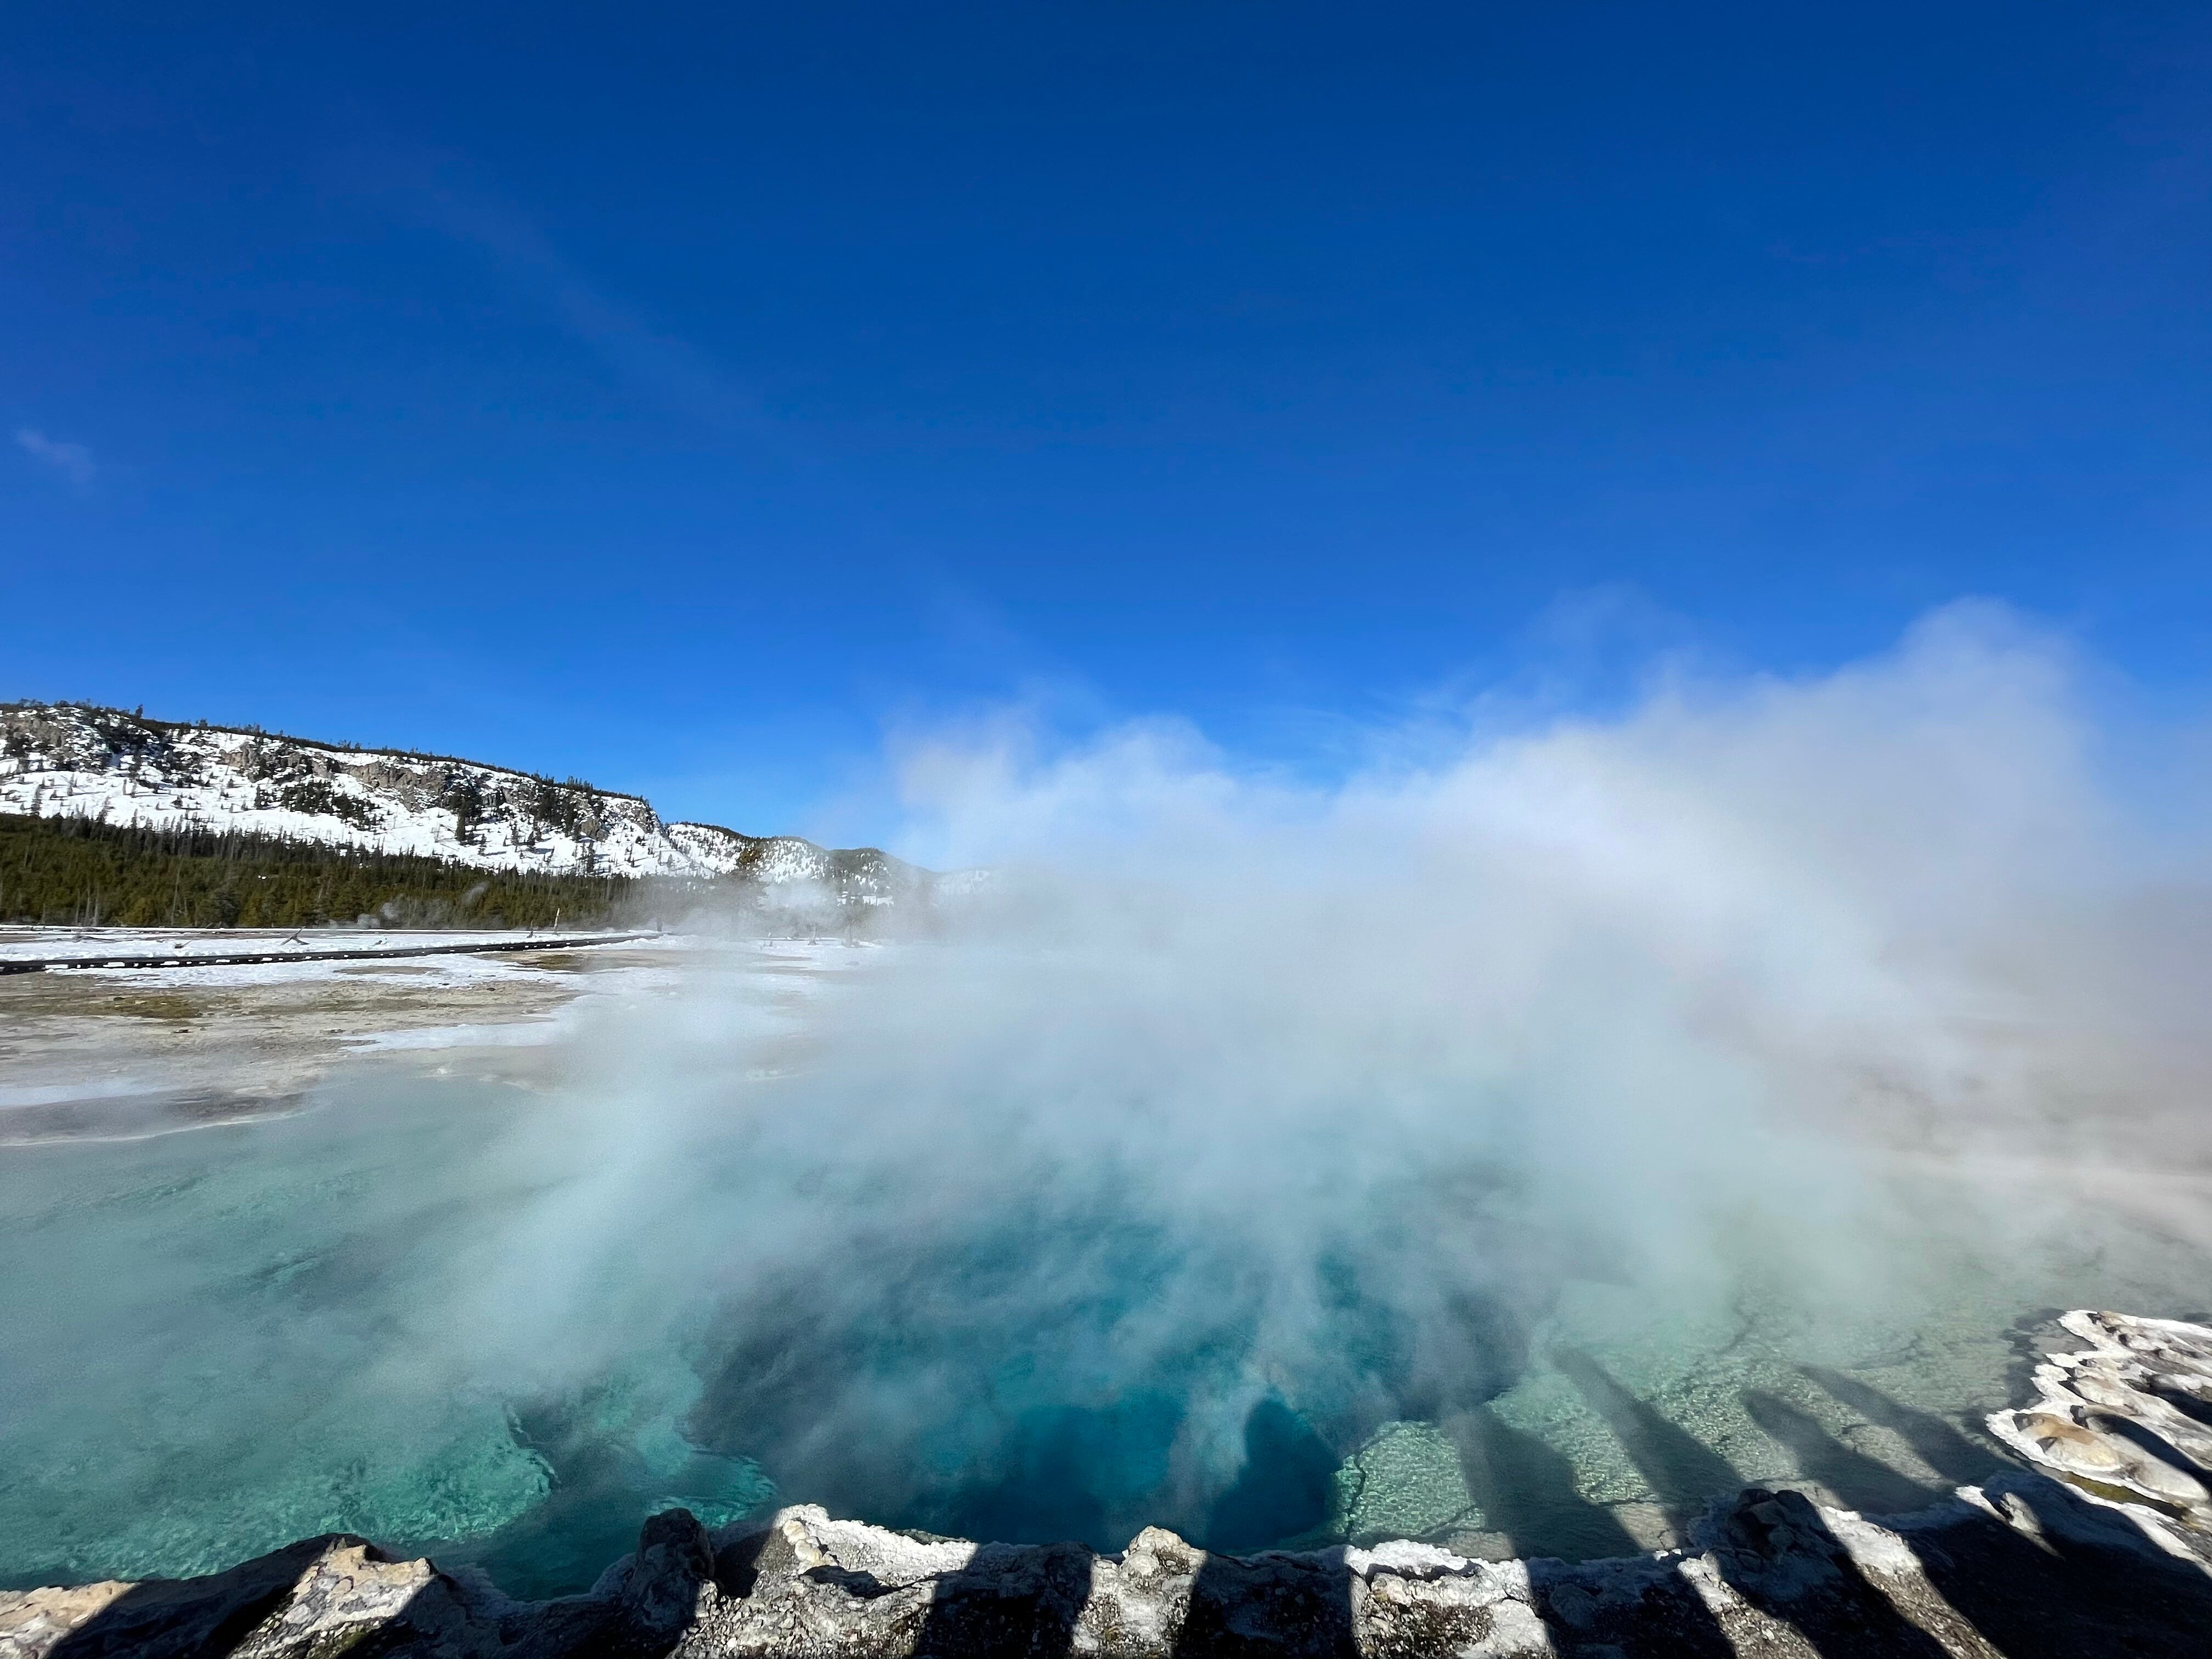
[3, 1059, 2205, 1597]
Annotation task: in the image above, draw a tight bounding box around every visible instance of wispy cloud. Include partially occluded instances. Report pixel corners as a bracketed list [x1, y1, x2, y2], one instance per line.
[338, 141, 777, 445]
[15, 428, 96, 486]
[432, 192, 771, 441]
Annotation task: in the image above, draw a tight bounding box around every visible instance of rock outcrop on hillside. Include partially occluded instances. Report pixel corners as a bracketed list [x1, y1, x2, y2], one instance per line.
[0, 702, 930, 900]
[7, 1311, 2211, 1658]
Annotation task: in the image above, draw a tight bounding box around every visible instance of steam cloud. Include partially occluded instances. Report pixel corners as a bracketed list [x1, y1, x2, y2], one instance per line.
[422, 602, 2212, 1553]
[10, 602, 2210, 1592]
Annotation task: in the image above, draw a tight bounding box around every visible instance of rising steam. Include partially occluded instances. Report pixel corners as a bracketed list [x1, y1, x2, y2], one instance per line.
[9, 603, 2210, 1594]
[418, 602, 2212, 1554]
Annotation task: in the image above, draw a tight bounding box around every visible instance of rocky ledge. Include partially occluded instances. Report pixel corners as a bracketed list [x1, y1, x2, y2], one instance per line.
[8, 1311, 2212, 1658]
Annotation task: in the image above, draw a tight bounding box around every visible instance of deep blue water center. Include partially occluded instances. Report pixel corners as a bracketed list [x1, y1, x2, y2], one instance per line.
[0, 1076, 1538, 1598]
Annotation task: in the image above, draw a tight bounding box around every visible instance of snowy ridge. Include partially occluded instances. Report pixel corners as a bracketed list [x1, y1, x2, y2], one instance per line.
[1, 702, 939, 900]
[662, 821, 927, 906]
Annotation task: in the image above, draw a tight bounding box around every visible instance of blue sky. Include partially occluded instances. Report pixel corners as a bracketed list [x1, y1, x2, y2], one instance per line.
[3, 3, 2205, 842]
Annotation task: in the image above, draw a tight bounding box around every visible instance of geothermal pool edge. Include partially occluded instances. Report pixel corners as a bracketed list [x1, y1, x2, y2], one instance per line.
[5, 1310, 2210, 1658]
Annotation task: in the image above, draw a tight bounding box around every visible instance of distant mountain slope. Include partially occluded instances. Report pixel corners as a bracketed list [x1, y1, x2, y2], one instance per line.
[662, 822, 926, 905]
[0, 702, 930, 902]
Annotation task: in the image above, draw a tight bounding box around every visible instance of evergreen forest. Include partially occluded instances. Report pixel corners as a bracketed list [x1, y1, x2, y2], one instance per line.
[0, 812, 636, 929]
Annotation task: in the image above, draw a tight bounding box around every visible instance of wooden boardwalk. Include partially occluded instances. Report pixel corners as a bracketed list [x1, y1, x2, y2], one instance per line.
[0, 931, 657, 975]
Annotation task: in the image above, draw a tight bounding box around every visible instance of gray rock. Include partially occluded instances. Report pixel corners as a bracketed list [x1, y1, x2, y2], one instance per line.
[1988, 1308, 2212, 1536]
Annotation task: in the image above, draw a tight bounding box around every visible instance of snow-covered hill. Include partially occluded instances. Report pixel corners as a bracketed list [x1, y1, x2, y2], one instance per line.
[1, 702, 930, 901]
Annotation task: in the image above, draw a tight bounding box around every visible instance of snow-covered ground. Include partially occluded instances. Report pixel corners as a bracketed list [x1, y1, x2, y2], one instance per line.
[0, 927, 894, 1142]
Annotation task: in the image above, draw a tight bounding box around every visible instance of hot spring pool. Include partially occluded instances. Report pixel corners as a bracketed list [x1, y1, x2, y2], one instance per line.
[3, 1050, 2205, 1600]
